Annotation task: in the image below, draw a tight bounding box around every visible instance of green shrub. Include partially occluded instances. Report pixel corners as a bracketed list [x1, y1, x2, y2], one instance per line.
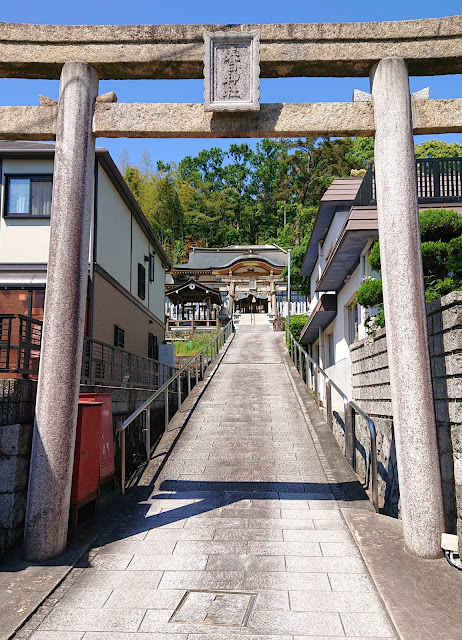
[286, 314, 310, 346]
[419, 208, 462, 243]
[448, 235, 462, 280]
[355, 277, 383, 308]
[368, 241, 381, 273]
[360, 210, 462, 327]
[425, 277, 459, 303]
[421, 240, 450, 280]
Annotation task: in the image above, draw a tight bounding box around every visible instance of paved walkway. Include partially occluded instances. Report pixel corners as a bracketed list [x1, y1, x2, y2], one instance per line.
[26, 328, 397, 639]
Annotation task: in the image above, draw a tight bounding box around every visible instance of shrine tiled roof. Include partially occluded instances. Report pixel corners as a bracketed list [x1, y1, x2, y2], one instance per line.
[173, 245, 288, 271]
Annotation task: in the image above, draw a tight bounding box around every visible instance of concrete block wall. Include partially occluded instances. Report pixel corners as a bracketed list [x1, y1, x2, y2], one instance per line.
[350, 291, 462, 542]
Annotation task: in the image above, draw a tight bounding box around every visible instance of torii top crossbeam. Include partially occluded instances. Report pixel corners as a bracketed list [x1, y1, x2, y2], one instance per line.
[1, 16, 462, 79]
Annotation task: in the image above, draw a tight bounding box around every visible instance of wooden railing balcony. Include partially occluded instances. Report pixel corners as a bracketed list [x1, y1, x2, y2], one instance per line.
[353, 158, 462, 207]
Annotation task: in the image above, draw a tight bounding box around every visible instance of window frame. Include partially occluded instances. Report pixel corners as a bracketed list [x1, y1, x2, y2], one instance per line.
[4, 174, 54, 219]
[149, 253, 155, 282]
[137, 263, 146, 300]
[326, 331, 335, 368]
[148, 332, 158, 360]
[347, 303, 359, 346]
[113, 324, 125, 349]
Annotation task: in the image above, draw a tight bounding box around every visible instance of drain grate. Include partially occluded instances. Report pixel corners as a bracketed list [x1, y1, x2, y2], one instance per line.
[169, 590, 257, 627]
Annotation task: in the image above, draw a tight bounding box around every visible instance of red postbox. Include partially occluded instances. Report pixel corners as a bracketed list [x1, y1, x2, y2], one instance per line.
[70, 400, 103, 512]
[79, 393, 115, 483]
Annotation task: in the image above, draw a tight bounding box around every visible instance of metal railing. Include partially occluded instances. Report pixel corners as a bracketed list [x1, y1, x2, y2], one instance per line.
[166, 318, 220, 332]
[81, 337, 176, 388]
[288, 331, 378, 512]
[353, 158, 462, 207]
[0, 314, 176, 388]
[0, 314, 42, 377]
[118, 319, 234, 493]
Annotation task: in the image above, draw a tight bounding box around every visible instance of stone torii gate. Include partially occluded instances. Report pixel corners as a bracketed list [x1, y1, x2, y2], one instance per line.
[2, 16, 462, 561]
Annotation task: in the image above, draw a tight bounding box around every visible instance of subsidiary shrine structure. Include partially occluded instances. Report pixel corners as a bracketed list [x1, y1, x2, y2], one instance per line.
[168, 245, 288, 316]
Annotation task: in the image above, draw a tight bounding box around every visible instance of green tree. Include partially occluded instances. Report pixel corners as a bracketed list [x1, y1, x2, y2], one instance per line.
[414, 139, 462, 159]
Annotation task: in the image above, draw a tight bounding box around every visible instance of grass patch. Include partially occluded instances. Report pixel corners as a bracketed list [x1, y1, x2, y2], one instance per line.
[169, 330, 219, 357]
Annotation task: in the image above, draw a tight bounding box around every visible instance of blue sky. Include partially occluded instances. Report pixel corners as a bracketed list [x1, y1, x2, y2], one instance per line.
[2, 0, 462, 168]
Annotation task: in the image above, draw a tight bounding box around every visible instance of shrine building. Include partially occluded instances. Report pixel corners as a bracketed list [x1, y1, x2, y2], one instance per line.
[168, 245, 289, 316]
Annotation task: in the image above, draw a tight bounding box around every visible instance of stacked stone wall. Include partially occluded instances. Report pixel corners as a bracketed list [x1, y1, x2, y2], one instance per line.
[350, 291, 462, 542]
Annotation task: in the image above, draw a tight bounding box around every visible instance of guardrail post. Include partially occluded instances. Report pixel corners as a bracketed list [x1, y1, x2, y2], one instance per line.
[146, 406, 151, 460]
[177, 373, 182, 410]
[187, 366, 191, 395]
[305, 353, 310, 390]
[200, 353, 204, 379]
[164, 386, 169, 431]
[121, 429, 126, 495]
[369, 418, 379, 512]
[195, 356, 199, 384]
[344, 401, 354, 468]
[298, 345, 303, 377]
[88, 339, 94, 383]
[314, 365, 319, 405]
[351, 407, 357, 471]
[326, 380, 332, 428]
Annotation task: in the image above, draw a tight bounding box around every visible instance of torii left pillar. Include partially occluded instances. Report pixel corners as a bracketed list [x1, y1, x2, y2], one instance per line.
[23, 62, 99, 561]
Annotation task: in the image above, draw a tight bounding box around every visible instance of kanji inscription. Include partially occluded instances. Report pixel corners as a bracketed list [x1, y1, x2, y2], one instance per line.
[204, 31, 260, 111]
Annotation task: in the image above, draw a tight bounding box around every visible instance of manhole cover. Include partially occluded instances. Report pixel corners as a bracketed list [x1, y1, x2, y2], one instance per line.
[169, 590, 257, 627]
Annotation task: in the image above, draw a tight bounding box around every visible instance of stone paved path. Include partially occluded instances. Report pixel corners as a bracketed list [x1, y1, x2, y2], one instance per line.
[28, 328, 397, 640]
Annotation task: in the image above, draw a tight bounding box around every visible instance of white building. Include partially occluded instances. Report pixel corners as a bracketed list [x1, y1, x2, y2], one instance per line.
[0, 141, 170, 375]
[299, 163, 462, 407]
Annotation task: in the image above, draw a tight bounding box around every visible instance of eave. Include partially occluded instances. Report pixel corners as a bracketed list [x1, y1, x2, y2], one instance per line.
[299, 294, 337, 345]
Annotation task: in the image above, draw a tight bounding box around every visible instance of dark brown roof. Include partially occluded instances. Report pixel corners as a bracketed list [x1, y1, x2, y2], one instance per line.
[320, 177, 364, 202]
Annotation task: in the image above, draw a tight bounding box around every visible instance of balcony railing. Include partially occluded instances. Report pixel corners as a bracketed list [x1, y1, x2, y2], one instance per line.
[353, 158, 462, 207]
[0, 314, 176, 388]
[166, 318, 220, 332]
[81, 337, 176, 388]
[0, 314, 42, 377]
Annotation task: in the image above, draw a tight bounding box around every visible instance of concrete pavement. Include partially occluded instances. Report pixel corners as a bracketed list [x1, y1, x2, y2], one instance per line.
[16, 326, 398, 639]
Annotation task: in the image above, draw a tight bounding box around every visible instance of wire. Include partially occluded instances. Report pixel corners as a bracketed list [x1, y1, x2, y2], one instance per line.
[444, 550, 462, 571]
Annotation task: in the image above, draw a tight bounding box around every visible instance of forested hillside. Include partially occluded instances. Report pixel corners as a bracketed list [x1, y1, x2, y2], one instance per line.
[121, 137, 462, 292]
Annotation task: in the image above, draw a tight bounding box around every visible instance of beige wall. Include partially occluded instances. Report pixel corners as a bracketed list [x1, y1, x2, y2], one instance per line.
[96, 166, 131, 290]
[96, 165, 165, 324]
[0, 159, 166, 343]
[92, 271, 164, 358]
[0, 159, 54, 264]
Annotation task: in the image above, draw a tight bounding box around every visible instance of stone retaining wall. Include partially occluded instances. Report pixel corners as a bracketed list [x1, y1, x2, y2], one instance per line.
[0, 380, 182, 556]
[349, 291, 462, 542]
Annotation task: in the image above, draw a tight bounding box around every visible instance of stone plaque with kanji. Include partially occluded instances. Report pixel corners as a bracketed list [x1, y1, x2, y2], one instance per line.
[204, 31, 260, 111]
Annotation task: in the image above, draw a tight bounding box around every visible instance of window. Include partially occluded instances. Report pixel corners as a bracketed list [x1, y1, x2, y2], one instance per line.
[114, 324, 125, 349]
[149, 254, 155, 282]
[347, 304, 359, 346]
[148, 332, 158, 360]
[5, 176, 53, 217]
[326, 333, 335, 368]
[138, 263, 146, 300]
[0, 289, 45, 319]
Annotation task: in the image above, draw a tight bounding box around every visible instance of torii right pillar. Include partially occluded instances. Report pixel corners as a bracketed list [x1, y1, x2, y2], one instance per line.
[370, 57, 444, 558]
